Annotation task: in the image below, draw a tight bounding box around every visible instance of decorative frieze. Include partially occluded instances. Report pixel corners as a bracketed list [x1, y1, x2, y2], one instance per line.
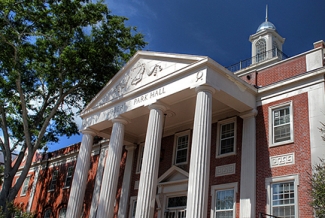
[215, 163, 236, 177]
[270, 153, 295, 168]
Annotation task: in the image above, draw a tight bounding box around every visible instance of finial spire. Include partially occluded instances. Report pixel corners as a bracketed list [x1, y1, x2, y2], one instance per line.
[266, 5, 268, 21]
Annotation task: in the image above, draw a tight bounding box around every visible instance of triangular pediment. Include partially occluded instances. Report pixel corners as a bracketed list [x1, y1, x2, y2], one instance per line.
[82, 51, 206, 115]
[158, 165, 189, 184]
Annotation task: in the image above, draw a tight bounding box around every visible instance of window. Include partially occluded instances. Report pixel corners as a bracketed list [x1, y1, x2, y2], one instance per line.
[165, 196, 187, 217]
[49, 170, 58, 191]
[64, 166, 74, 187]
[211, 183, 237, 218]
[265, 175, 299, 218]
[136, 144, 144, 173]
[256, 39, 266, 62]
[44, 209, 52, 218]
[173, 130, 190, 165]
[20, 176, 30, 196]
[128, 196, 137, 218]
[217, 118, 236, 157]
[269, 102, 293, 146]
[59, 207, 67, 218]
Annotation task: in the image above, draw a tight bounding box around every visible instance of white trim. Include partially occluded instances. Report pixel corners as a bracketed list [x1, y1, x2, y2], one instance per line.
[210, 182, 238, 218]
[64, 166, 74, 188]
[128, 196, 137, 218]
[20, 175, 31, 196]
[172, 130, 191, 165]
[268, 101, 294, 147]
[216, 117, 237, 158]
[136, 143, 144, 174]
[265, 174, 299, 217]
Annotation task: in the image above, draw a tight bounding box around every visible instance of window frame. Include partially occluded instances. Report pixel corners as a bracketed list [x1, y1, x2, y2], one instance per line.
[265, 174, 299, 217]
[256, 38, 267, 63]
[269, 101, 294, 147]
[64, 166, 74, 188]
[58, 207, 67, 218]
[48, 170, 58, 191]
[210, 182, 238, 218]
[128, 196, 137, 218]
[136, 143, 144, 174]
[172, 130, 191, 165]
[216, 117, 237, 158]
[20, 175, 31, 196]
[43, 208, 52, 218]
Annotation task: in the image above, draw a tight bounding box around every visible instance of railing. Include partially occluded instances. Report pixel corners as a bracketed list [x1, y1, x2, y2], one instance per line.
[165, 209, 186, 218]
[258, 212, 280, 218]
[226, 48, 289, 73]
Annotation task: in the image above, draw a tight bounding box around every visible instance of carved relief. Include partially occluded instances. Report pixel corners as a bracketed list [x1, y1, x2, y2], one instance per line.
[270, 153, 295, 168]
[215, 163, 236, 177]
[148, 64, 163, 76]
[131, 63, 146, 85]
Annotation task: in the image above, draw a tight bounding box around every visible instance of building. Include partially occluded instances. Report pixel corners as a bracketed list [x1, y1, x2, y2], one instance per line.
[13, 10, 325, 218]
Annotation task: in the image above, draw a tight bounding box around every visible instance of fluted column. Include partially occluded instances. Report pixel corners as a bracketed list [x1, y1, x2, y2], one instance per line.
[239, 110, 257, 218]
[135, 103, 166, 218]
[67, 129, 96, 218]
[89, 140, 109, 218]
[96, 118, 128, 218]
[118, 144, 137, 218]
[186, 85, 214, 218]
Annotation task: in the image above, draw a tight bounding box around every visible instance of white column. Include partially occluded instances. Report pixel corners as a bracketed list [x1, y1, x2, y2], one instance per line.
[96, 118, 127, 218]
[66, 129, 96, 218]
[89, 141, 109, 218]
[239, 110, 257, 218]
[186, 85, 214, 218]
[118, 144, 137, 218]
[135, 103, 166, 218]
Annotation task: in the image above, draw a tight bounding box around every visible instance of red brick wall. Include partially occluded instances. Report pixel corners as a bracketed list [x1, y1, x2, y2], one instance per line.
[256, 93, 313, 217]
[257, 56, 306, 87]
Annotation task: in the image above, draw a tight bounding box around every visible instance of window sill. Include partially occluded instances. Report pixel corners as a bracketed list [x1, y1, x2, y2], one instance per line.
[62, 186, 70, 190]
[269, 139, 294, 148]
[216, 152, 236, 159]
[48, 189, 54, 192]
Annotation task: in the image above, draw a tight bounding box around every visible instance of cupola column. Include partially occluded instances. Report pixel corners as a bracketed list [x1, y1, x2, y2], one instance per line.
[66, 129, 96, 218]
[135, 103, 166, 218]
[96, 117, 128, 218]
[186, 85, 215, 218]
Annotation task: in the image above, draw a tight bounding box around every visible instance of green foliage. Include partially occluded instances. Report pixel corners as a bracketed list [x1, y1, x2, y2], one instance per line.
[310, 159, 325, 217]
[0, 0, 146, 213]
[0, 202, 34, 218]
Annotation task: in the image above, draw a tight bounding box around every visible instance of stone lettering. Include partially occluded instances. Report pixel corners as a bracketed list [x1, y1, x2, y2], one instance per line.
[134, 87, 166, 105]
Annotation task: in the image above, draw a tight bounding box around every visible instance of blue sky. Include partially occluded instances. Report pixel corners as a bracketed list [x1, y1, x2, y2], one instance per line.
[48, 0, 325, 151]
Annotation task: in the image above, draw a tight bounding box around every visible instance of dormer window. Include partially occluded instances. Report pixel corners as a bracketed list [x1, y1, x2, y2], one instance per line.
[256, 39, 266, 63]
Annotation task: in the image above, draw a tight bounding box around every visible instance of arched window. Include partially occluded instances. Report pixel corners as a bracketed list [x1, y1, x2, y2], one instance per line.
[44, 209, 52, 218]
[59, 207, 67, 218]
[273, 41, 280, 58]
[256, 39, 266, 62]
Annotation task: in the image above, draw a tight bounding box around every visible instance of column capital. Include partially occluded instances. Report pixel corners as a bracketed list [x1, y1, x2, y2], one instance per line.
[112, 116, 129, 125]
[148, 102, 167, 112]
[81, 128, 96, 136]
[125, 144, 137, 151]
[239, 109, 258, 119]
[195, 85, 215, 94]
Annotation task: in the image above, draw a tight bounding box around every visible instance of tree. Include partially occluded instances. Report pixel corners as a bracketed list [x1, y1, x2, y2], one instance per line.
[0, 0, 146, 215]
[310, 122, 325, 217]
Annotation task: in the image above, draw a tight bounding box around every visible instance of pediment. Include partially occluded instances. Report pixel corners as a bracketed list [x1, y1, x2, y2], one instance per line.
[158, 165, 189, 184]
[82, 51, 206, 115]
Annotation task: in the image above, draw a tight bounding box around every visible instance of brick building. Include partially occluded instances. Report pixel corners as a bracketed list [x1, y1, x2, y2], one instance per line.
[13, 11, 325, 218]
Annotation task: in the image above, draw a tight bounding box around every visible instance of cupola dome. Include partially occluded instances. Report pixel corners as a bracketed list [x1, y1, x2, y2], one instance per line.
[256, 5, 276, 33]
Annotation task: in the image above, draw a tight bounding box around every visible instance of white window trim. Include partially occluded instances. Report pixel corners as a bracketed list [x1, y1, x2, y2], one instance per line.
[265, 174, 299, 217]
[136, 143, 144, 174]
[128, 196, 137, 218]
[20, 176, 31, 196]
[64, 166, 74, 187]
[210, 182, 238, 218]
[172, 130, 191, 165]
[48, 170, 58, 191]
[216, 117, 237, 158]
[59, 207, 67, 218]
[268, 101, 294, 147]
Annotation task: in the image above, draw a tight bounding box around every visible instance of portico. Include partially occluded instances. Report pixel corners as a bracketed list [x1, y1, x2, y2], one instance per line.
[66, 51, 256, 218]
